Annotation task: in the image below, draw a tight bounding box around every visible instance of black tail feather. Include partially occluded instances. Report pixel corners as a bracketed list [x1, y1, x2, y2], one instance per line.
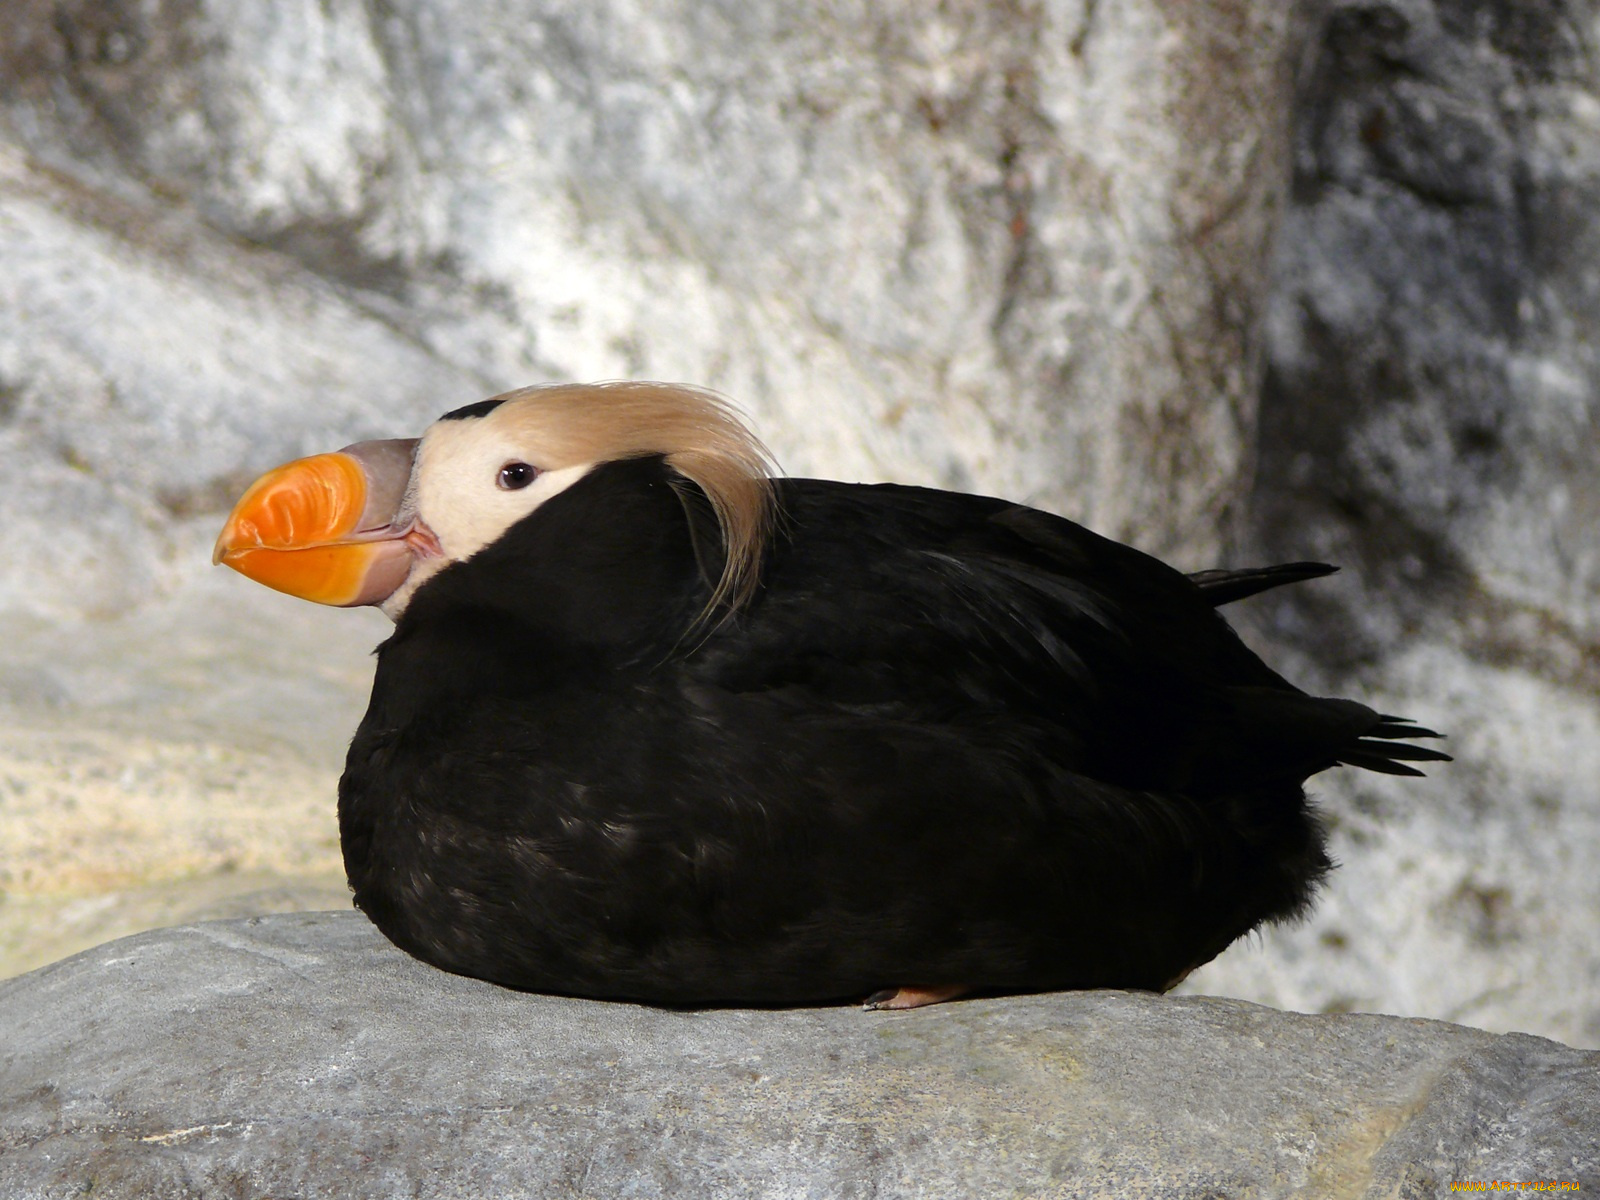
[1189, 562, 1339, 607]
[1339, 715, 1452, 777]
[1339, 751, 1429, 777]
[1353, 739, 1452, 762]
[1370, 715, 1446, 741]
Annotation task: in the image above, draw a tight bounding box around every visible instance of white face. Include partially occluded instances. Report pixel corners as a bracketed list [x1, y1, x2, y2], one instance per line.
[379, 412, 596, 619]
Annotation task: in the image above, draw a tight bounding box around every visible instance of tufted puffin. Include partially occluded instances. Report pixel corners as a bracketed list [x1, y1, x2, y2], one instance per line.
[213, 381, 1447, 1009]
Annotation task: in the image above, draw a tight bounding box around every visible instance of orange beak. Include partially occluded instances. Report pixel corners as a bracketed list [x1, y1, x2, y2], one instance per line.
[213, 439, 432, 607]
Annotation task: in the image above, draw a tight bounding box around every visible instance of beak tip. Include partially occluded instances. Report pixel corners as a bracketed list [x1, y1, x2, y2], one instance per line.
[212, 518, 248, 567]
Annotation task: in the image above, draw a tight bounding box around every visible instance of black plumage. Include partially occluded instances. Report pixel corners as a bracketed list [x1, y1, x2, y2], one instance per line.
[333, 451, 1446, 1005]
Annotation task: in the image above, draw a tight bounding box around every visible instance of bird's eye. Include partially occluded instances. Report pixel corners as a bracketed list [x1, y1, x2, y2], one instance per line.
[497, 461, 538, 491]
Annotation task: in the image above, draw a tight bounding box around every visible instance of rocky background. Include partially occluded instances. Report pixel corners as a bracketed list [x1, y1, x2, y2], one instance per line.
[0, 0, 1595, 1048]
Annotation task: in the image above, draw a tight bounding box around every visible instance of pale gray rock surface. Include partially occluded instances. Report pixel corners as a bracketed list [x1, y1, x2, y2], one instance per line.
[1, 914, 1595, 1199]
[0, 0, 1596, 1052]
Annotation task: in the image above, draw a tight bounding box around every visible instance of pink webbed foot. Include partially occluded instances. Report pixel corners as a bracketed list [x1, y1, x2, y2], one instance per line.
[862, 984, 970, 1011]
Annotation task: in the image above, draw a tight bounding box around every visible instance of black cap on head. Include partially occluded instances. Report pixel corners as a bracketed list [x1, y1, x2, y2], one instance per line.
[439, 398, 507, 422]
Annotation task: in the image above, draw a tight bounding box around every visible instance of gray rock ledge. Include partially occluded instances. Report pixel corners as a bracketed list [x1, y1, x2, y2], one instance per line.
[1, 912, 1595, 1198]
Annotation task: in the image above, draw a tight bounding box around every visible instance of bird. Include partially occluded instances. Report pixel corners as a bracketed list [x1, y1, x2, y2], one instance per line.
[213, 380, 1448, 1009]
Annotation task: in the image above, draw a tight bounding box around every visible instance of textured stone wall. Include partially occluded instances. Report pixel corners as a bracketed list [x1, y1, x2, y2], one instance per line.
[0, 0, 1292, 602]
[1188, 0, 1600, 1049]
[0, 0, 1596, 1046]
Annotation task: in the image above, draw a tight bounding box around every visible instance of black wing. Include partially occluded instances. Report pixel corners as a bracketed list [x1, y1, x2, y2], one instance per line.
[690, 480, 1446, 793]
